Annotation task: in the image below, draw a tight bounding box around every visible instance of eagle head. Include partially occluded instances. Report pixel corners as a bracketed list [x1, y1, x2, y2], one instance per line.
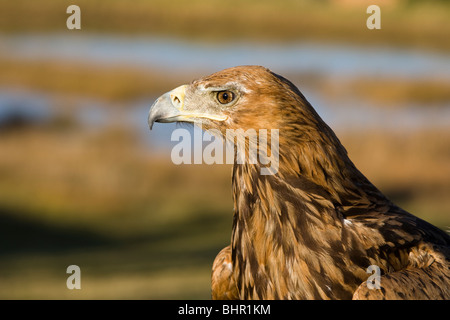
[148, 65, 319, 137]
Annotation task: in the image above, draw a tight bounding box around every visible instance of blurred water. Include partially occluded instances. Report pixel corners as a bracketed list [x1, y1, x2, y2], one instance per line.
[1, 87, 449, 153]
[0, 89, 51, 125]
[1, 33, 450, 79]
[1, 33, 449, 151]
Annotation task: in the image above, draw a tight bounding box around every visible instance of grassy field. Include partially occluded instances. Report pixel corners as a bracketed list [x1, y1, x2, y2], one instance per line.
[1, 56, 449, 106]
[1, 0, 450, 51]
[0, 121, 448, 299]
[0, 57, 185, 103]
[0, 124, 232, 299]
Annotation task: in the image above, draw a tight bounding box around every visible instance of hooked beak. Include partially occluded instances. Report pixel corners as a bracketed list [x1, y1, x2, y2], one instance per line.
[148, 85, 228, 130]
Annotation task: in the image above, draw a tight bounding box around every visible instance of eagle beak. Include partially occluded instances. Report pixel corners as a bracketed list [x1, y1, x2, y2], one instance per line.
[148, 85, 228, 130]
[148, 85, 187, 130]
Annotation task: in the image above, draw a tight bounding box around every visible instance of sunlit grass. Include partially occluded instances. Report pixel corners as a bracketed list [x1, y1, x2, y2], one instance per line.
[1, 124, 448, 232]
[0, 0, 450, 51]
[1, 56, 450, 106]
[339, 128, 450, 227]
[0, 57, 187, 102]
[0, 121, 448, 299]
[320, 76, 450, 106]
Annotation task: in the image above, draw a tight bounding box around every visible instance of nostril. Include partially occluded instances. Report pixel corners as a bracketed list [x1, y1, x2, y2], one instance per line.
[168, 85, 186, 109]
[171, 95, 180, 105]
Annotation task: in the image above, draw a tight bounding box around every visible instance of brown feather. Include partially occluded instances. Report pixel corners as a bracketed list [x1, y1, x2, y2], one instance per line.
[211, 245, 239, 299]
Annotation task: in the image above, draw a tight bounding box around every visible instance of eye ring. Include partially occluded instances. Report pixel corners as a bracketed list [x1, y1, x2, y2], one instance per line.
[217, 91, 235, 104]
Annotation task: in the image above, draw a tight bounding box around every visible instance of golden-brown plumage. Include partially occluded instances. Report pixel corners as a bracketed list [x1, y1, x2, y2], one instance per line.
[148, 65, 450, 300]
[211, 246, 239, 299]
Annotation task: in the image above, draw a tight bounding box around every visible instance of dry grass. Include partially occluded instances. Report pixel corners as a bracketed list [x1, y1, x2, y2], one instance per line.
[1, 124, 447, 230]
[322, 77, 450, 106]
[341, 129, 450, 191]
[0, 125, 232, 233]
[0, 57, 187, 102]
[0, 0, 450, 51]
[1, 56, 450, 106]
[0, 121, 448, 299]
[0, 124, 232, 299]
[339, 128, 450, 226]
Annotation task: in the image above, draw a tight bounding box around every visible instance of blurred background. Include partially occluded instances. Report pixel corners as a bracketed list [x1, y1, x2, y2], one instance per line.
[0, 0, 449, 299]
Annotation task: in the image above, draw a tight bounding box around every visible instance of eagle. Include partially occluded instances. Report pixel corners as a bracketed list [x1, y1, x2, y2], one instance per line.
[148, 65, 450, 300]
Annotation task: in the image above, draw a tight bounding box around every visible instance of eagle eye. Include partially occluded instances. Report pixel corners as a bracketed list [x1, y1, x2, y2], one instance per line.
[217, 91, 235, 104]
